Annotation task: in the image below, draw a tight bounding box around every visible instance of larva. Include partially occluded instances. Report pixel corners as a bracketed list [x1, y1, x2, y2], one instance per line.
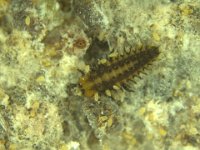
[79, 45, 160, 98]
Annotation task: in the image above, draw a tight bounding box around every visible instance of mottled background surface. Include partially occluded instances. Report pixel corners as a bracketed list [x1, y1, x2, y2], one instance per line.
[0, 0, 200, 150]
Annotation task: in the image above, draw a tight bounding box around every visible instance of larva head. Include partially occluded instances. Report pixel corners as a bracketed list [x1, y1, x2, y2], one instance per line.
[147, 46, 160, 58]
[79, 76, 96, 97]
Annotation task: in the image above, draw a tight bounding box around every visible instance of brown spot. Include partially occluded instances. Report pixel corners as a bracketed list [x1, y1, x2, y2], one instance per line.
[73, 38, 87, 49]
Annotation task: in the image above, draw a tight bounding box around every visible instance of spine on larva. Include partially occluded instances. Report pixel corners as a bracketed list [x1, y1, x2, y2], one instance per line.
[79, 46, 160, 98]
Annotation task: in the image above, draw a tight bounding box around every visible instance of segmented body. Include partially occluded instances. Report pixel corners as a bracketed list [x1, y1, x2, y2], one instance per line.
[79, 46, 160, 98]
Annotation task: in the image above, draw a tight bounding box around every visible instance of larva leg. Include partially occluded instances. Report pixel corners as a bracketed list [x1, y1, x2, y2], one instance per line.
[121, 83, 134, 92]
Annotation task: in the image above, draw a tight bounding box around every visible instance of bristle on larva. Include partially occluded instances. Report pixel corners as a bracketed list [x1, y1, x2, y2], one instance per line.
[79, 46, 160, 98]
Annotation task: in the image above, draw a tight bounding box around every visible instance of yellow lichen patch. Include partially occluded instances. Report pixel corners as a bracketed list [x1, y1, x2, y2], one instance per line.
[0, 113, 9, 133]
[25, 16, 31, 26]
[188, 126, 198, 135]
[0, 88, 9, 107]
[94, 93, 99, 101]
[98, 58, 107, 64]
[173, 90, 183, 97]
[102, 143, 111, 150]
[107, 116, 113, 128]
[98, 115, 108, 124]
[98, 115, 114, 129]
[113, 85, 120, 90]
[122, 131, 137, 145]
[97, 30, 108, 41]
[147, 112, 156, 122]
[159, 127, 167, 137]
[179, 4, 193, 16]
[0, 0, 9, 9]
[147, 133, 154, 140]
[30, 100, 40, 118]
[0, 140, 6, 150]
[59, 144, 69, 150]
[175, 31, 184, 42]
[186, 80, 192, 89]
[152, 32, 160, 41]
[105, 89, 111, 97]
[35, 75, 45, 84]
[150, 23, 160, 31]
[43, 48, 63, 60]
[191, 97, 200, 114]
[8, 144, 18, 150]
[85, 65, 90, 73]
[144, 100, 169, 126]
[108, 52, 118, 58]
[32, 0, 39, 5]
[65, 141, 80, 150]
[100, 116, 108, 121]
[85, 89, 96, 98]
[41, 58, 53, 67]
[137, 107, 146, 116]
[48, 49, 59, 57]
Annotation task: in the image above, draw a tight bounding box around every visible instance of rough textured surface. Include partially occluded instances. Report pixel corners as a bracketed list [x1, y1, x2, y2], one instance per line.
[0, 0, 200, 150]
